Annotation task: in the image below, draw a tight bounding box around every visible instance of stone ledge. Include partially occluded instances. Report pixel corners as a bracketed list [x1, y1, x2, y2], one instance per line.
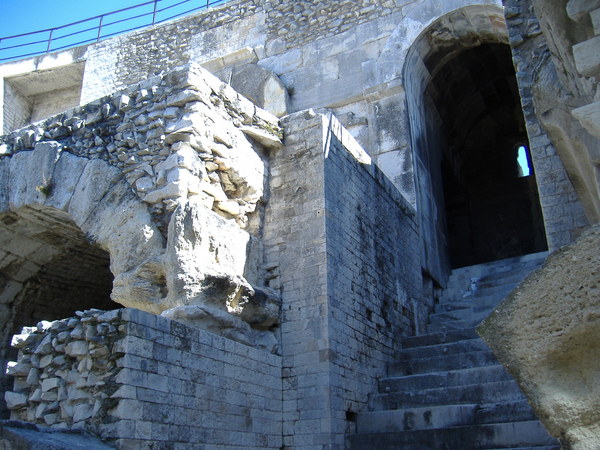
[573, 35, 600, 77]
[572, 100, 600, 138]
[566, 0, 600, 21]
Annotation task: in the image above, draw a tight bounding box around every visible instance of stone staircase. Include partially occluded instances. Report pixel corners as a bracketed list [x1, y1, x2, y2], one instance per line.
[347, 252, 561, 449]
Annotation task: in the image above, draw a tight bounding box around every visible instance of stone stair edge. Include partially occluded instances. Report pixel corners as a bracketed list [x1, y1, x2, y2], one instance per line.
[347, 420, 558, 448]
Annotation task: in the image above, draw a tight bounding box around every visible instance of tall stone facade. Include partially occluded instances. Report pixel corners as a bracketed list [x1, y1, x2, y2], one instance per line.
[0, 0, 597, 448]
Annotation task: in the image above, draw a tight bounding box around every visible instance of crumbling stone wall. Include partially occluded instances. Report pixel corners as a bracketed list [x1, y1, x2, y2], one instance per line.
[6, 310, 124, 428]
[0, 65, 283, 419]
[0, 65, 282, 311]
[1, 64, 280, 235]
[5, 308, 283, 447]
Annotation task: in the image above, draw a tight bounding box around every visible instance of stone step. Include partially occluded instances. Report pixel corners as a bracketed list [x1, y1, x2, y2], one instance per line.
[389, 350, 498, 376]
[396, 338, 489, 360]
[428, 308, 492, 325]
[347, 420, 558, 449]
[450, 268, 532, 294]
[452, 251, 547, 276]
[380, 364, 512, 392]
[463, 282, 518, 300]
[357, 400, 540, 433]
[474, 400, 540, 425]
[369, 380, 525, 410]
[484, 447, 560, 450]
[435, 296, 502, 313]
[357, 404, 478, 433]
[444, 253, 547, 294]
[477, 269, 531, 287]
[401, 329, 479, 349]
[428, 319, 485, 333]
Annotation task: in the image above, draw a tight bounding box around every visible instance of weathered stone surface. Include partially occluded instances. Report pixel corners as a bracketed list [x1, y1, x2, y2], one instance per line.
[572, 100, 600, 138]
[215, 63, 289, 117]
[566, 0, 600, 21]
[479, 224, 600, 449]
[164, 199, 253, 308]
[573, 35, 600, 77]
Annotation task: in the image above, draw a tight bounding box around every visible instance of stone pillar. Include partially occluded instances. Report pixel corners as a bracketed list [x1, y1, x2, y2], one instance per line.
[503, 1, 591, 247]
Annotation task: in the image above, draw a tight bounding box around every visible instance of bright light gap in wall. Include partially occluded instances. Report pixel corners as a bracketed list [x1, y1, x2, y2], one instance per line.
[517, 145, 531, 177]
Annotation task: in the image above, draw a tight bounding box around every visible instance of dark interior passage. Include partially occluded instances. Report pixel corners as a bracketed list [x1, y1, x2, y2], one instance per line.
[0, 206, 118, 418]
[427, 43, 548, 268]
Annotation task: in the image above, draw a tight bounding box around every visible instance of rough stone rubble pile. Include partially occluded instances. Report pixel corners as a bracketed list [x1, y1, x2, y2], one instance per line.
[0, 65, 283, 234]
[5, 309, 124, 429]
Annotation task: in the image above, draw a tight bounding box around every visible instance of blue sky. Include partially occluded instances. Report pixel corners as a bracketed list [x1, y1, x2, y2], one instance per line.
[0, 1, 144, 36]
[0, 0, 226, 61]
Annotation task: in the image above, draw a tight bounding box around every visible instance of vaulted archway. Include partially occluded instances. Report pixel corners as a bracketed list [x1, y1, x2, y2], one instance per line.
[404, 5, 548, 275]
[0, 146, 167, 417]
[0, 205, 119, 418]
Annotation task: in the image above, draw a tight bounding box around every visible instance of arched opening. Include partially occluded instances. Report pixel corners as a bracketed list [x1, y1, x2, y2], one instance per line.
[404, 7, 548, 277]
[0, 205, 119, 418]
[434, 43, 548, 268]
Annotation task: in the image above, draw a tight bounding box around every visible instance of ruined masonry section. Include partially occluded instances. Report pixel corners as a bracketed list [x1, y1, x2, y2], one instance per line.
[6, 309, 124, 429]
[0, 64, 283, 358]
[264, 111, 424, 447]
[0, 64, 282, 234]
[5, 308, 283, 448]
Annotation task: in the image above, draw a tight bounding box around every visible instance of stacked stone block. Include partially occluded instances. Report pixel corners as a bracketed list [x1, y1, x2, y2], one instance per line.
[1, 65, 282, 235]
[5, 308, 283, 448]
[502, 1, 590, 247]
[262, 111, 423, 447]
[323, 116, 424, 445]
[5, 309, 123, 428]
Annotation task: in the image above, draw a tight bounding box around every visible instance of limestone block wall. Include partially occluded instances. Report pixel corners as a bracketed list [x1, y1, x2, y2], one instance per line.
[2, 81, 31, 133]
[502, 0, 590, 247]
[5, 308, 283, 448]
[323, 118, 424, 442]
[263, 111, 422, 447]
[263, 111, 330, 447]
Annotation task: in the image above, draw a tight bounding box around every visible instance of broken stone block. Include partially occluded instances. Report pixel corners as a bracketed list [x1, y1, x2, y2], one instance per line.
[5, 392, 28, 409]
[479, 225, 600, 450]
[65, 340, 89, 357]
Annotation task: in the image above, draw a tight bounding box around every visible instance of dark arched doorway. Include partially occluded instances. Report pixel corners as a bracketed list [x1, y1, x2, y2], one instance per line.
[0, 206, 119, 418]
[404, 7, 548, 279]
[431, 43, 548, 268]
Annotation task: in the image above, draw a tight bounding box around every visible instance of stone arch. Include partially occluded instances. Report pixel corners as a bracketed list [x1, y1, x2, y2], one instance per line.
[401, 4, 548, 278]
[370, 2, 507, 219]
[0, 142, 167, 312]
[0, 143, 167, 416]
